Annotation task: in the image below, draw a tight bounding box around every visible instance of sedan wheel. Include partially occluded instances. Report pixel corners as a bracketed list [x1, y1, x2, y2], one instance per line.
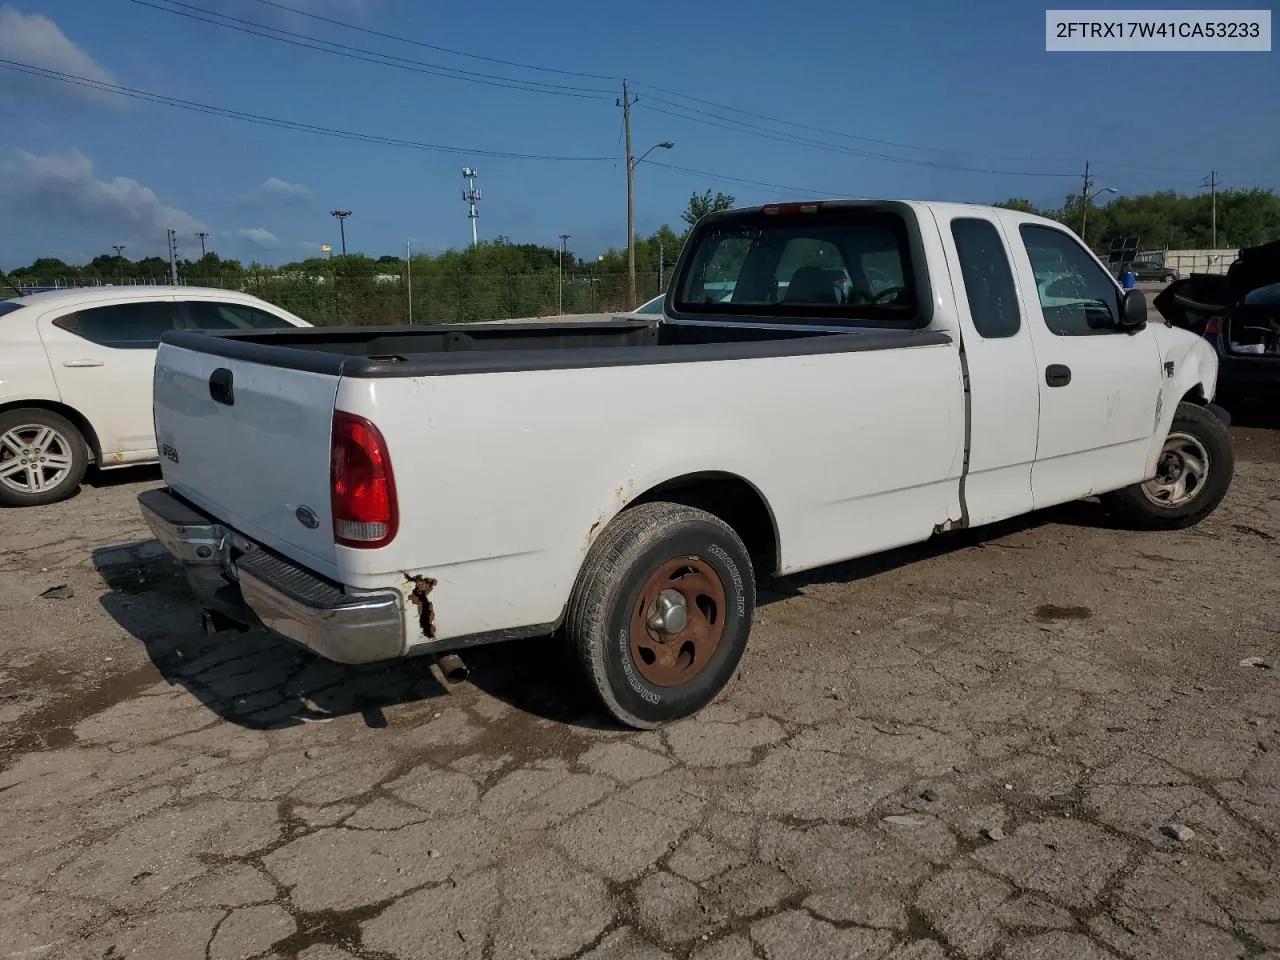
[0, 409, 89, 507]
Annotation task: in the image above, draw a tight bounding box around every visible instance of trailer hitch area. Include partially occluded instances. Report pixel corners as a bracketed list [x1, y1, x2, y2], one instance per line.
[404, 574, 438, 639]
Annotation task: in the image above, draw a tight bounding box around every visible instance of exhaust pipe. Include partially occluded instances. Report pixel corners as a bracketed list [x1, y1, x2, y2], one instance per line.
[200, 608, 252, 634]
[436, 653, 469, 684]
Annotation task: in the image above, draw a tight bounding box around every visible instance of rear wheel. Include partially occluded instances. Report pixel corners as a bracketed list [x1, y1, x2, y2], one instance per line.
[0, 409, 88, 507]
[564, 501, 756, 729]
[1104, 402, 1234, 530]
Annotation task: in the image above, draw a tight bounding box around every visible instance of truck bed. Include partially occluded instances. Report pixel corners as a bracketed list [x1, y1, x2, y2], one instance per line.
[160, 318, 951, 377]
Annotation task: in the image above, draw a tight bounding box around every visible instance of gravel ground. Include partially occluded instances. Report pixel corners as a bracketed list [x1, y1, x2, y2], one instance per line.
[0, 407, 1277, 960]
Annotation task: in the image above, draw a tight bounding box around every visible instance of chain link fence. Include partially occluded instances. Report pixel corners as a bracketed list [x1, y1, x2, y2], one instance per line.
[15, 271, 667, 326]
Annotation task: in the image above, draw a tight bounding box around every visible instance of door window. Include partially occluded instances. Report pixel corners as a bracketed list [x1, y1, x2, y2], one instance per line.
[1019, 225, 1120, 336]
[951, 218, 1021, 339]
[183, 301, 295, 330]
[52, 301, 181, 348]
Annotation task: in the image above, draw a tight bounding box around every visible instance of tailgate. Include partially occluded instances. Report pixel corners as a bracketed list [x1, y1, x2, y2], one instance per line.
[152, 341, 341, 575]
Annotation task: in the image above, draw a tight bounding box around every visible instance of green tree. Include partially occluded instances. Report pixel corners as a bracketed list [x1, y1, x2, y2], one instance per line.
[994, 198, 1038, 214]
[681, 190, 736, 227]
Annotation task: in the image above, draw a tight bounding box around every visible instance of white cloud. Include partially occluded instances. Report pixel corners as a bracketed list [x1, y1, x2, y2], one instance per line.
[237, 227, 281, 249]
[261, 176, 312, 202]
[0, 6, 119, 106]
[0, 149, 204, 250]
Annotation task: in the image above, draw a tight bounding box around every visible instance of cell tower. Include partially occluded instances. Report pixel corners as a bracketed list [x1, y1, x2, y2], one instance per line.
[461, 167, 481, 247]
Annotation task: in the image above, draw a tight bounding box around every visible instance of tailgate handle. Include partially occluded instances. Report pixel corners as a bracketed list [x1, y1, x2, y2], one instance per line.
[209, 368, 235, 406]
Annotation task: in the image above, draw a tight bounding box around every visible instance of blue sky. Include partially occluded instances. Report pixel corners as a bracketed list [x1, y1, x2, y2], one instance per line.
[0, 0, 1276, 268]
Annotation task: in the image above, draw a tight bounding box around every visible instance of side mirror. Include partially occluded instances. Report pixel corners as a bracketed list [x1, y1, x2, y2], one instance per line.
[1118, 288, 1147, 331]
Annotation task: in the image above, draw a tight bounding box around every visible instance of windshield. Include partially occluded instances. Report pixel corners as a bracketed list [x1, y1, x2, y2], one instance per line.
[673, 207, 921, 326]
[0, 300, 25, 317]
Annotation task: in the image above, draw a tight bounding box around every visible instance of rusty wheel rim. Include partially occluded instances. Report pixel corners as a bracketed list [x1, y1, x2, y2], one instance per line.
[628, 556, 727, 688]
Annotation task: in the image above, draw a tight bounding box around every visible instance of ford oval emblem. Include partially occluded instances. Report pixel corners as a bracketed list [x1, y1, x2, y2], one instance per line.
[295, 505, 320, 529]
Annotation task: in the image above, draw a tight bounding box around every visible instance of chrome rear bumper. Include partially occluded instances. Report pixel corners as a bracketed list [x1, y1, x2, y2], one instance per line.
[137, 488, 406, 664]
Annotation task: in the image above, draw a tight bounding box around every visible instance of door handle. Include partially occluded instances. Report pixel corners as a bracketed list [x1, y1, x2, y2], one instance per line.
[1045, 364, 1072, 387]
[62, 359, 104, 368]
[208, 367, 235, 406]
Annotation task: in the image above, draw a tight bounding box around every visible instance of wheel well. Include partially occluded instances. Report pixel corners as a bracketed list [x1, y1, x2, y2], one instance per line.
[1180, 385, 1207, 405]
[0, 400, 100, 463]
[628, 472, 779, 575]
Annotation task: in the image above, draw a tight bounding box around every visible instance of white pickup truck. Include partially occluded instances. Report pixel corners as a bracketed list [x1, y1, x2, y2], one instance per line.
[139, 200, 1234, 728]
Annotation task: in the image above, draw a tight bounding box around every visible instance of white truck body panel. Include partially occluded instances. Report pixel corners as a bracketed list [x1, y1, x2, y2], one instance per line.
[153, 345, 342, 578]
[143, 199, 1223, 665]
[332, 339, 966, 641]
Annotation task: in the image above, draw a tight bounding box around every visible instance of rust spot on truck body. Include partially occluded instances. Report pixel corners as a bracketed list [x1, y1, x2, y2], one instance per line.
[405, 574, 437, 638]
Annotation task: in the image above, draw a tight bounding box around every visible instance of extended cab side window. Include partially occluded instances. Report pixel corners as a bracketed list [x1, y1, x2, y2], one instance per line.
[1019, 225, 1119, 336]
[950, 218, 1020, 338]
[52, 302, 181, 348]
[184, 301, 294, 330]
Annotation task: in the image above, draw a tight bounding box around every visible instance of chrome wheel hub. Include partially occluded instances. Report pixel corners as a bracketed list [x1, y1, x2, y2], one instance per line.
[1141, 432, 1209, 509]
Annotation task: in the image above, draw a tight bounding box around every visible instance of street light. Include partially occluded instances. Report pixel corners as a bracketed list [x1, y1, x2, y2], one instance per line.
[627, 140, 674, 307]
[1081, 187, 1116, 240]
[330, 209, 352, 255]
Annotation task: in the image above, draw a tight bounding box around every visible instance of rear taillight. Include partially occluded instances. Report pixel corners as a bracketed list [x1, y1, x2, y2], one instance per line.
[1204, 316, 1221, 335]
[330, 411, 398, 548]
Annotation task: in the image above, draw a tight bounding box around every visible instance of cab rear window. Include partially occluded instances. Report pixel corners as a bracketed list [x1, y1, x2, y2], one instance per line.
[673, 205, 922, 327]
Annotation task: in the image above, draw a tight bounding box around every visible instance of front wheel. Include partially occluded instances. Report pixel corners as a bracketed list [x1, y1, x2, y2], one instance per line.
[564, 501, 756, 729]
[1104, 401, 1234, 530]
[0, 408, 89, 507]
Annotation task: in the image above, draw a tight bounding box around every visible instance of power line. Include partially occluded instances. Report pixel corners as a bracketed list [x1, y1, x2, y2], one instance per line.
[147, 0, 1200, 180]
[243, 0, 620, 83]
[638, 102, 1080, 178]
[0, 59, 619, 161]
[640, 90, 1081, 166]
[122, 0, 614, 100]
[645, 160, 845, 197]
[639, 87, 1202, 179]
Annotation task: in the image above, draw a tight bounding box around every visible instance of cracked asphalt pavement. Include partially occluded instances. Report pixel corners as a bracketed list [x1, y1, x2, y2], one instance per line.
[1, 412, 1278, 960]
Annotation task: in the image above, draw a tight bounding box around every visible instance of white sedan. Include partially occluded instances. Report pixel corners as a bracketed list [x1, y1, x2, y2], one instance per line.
[0, 285, 310, 507]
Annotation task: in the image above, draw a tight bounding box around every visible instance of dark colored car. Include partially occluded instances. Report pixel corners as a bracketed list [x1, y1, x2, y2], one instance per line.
[1126, 260, 1180, 283]
[1155, 240, 1280, 405]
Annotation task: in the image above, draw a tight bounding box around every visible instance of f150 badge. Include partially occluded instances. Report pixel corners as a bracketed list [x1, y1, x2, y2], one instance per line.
[161, 443, 180, 464]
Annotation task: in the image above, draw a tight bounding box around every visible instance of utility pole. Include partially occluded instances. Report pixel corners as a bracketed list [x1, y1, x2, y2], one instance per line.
[462, 168, 481, 247]
[166, 228, 179, 285]
[112, 244, 126, 284]
[1080, 161, 1092, 239]
[406, 238, 413, 325]
[1204, 169, 1218, 248]
[559, 234, 571, 315]
[1078, 162, 1115, 249]
[330, 209, 351, 255]
[195, 231, 209, 258]
[658, 240, 665, 290]
[621, 80, 636, 307]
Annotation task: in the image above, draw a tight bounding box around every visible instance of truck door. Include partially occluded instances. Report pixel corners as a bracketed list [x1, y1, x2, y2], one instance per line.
[934, 212, 1040, 526]
[1006, 221, 1163, 509]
